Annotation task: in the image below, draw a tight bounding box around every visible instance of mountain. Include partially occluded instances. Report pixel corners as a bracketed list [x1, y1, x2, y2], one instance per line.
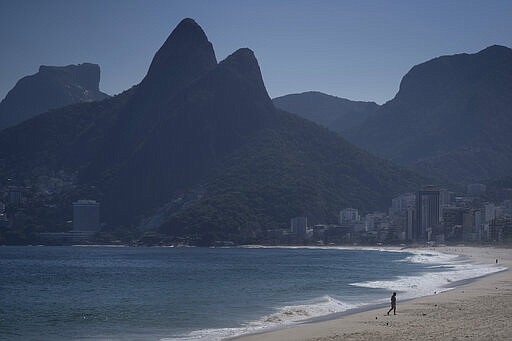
[0, 18, 424, 244]
[79, 17, 219, 192]
[97, 47, 278, 224]
[349, 45, 512, 183]
[273, 91, 379, 135]
[0, 63, 109, 130]
[160, 110, 423, 244]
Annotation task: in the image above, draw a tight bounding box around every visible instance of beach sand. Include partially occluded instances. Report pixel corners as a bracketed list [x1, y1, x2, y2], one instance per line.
[234, 246, 511, 341]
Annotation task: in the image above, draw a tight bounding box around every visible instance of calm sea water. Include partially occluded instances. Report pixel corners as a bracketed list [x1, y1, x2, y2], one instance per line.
[0, 246, 504, 340]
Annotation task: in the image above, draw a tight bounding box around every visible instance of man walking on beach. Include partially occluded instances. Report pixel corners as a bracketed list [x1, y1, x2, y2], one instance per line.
[387, 292, 397, 315]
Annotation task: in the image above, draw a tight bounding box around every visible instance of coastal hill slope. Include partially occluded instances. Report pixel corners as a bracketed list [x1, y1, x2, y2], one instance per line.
[349, 45, 512, 183]
[0, 63, 109, 130]
[0, 19, 424, 244]
[273, 91, 379, 135]
[160, 109, 423, 244]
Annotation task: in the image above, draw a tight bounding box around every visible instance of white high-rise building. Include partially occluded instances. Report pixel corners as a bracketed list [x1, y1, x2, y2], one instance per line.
[364, 212, 386, 232]
[439, 189, 453, 207]
[483, 203, 496, 223]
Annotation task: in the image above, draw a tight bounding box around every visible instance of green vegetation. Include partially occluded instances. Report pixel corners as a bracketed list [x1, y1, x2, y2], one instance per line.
[159, 111, 424, 242]
[350, 45, 512, 184]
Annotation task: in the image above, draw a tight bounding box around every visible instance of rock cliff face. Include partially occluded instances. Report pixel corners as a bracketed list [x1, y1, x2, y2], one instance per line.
[350, 45, 512, 183]
[0, 63, 109, 130]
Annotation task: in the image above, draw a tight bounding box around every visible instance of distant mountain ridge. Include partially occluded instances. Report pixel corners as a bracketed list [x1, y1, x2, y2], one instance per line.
[349, 45, 512, 183]
[0, 63, 109, 130]
[273, 91, 379, 135]
[0, 18, 424, 244]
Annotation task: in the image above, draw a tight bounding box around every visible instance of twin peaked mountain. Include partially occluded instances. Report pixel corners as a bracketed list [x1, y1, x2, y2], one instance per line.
[0, 19, 422, 243]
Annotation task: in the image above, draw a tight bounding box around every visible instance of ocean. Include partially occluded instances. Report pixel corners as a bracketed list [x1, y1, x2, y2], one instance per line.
[0, 246, 504, 340]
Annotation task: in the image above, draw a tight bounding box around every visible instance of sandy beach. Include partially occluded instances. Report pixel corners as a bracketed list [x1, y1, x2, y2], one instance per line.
[234, 246, 511, 341]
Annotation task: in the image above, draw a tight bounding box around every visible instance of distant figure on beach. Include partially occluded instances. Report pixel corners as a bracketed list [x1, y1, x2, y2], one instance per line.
[496, 259, 498, 264]
[387, 292, 397, 315]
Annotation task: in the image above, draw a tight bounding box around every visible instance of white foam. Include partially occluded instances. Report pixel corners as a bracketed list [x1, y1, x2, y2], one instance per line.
[163, 249, 507, 341]
[255, 295, 360, 325]
[162, 296, 361, 341]
[351, 250, 507, 300]
[397, 250, 460, 265]
[161, 326, 251, 341]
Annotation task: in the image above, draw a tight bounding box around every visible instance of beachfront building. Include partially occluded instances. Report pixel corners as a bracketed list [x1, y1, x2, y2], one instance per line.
[38, 199, 101, 245]
[484, 203, 496, 223]
[462, 209, 483, 242]
[340, 208, 360, 225]
[389, 193, 416, 217]
[489, 216, 512, 243]
[405, 207, 415, 241]
[364, 212, 385, 232]
[439, 189, 453, 207]
[388, 193, 416, 241]
[415, 186, 440, 241]
[73, 200, 100, 232]
[291, 216, 308, 238]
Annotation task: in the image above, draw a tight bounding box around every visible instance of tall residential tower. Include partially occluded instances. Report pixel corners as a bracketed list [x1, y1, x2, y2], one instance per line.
[415, 186, 440, 241]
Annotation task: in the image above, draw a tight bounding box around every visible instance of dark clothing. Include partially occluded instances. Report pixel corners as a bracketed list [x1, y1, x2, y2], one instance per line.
[387, 293, 397, 315]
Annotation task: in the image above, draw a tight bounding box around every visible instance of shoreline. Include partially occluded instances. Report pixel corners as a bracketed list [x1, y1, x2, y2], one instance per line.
[232, 246, 510, 341]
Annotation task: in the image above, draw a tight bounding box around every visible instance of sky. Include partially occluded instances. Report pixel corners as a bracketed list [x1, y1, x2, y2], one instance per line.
[1, 0, 511, 104]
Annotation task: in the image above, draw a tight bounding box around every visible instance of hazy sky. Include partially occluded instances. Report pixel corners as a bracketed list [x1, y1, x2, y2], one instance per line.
[1, 0, 511, 104]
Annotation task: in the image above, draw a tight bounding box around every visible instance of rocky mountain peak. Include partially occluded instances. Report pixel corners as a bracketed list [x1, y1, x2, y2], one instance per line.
[38, 63, 101, 91]
[141, 18, 217, 92]
[0, 63, 109, 130]
[477, 44, 512, 56]
[217, 48, 269, 98]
